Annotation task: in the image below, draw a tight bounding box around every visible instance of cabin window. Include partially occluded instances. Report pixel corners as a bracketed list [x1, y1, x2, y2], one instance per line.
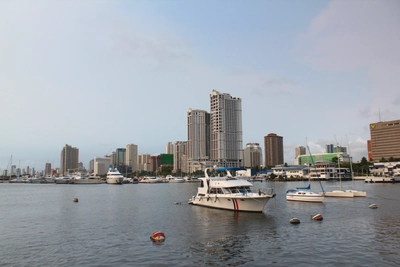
[223, 188, 231, 194]
[217, 188, 223, 194]
[200, 181, 204, 188]
[210, 188, 216, 194]
[231, 188, 240, 193]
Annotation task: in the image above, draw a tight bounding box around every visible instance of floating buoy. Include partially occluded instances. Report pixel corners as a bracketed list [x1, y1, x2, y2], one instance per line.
[369, 204, 378, 209]
[312, 213, 323, 221]
[72, 198, 78, 202]
[290, 218, 300, 224]
[174, 202, 181, 205]
[150, 231, 165, 242]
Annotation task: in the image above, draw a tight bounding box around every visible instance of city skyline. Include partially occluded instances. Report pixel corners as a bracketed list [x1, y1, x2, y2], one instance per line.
[1, 0, 399, 171]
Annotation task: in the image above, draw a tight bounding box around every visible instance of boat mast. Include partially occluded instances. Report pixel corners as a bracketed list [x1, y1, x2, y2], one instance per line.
[334, 135, 342, 190]
[346, 135, 355, 189]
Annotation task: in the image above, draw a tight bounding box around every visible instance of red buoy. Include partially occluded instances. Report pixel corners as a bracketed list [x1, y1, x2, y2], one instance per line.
[150, 231, 165, 242]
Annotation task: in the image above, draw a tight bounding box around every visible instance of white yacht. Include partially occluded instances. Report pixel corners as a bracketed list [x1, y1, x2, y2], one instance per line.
[139, 176, 161, 183]
[55, 176, 71, 184]
[188, 168, 276, 212]
[166, 175, 184, 183]
[106, 167, 124, 185]
[286, 185, 325, 203]
[72, 174, 103, 184]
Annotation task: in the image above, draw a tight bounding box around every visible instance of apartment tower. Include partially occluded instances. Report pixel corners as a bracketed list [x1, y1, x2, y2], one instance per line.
[187, 108, 210, 172]
[264, 133, 284, 167]
[126, 144, 138, 172]
[243, 143, 262, 168]
[209, 90, 243, 168]
[173, 141, 187, 173]
[60, 144, 79, 175]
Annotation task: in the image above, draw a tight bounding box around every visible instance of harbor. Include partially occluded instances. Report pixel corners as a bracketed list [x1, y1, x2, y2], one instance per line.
[0, 181, 399, 266]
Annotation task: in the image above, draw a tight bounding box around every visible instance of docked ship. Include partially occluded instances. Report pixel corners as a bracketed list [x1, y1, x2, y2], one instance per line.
[188, 168, 276, 212]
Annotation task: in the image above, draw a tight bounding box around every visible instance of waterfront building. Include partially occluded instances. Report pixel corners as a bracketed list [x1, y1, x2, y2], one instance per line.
[126, 144, 138, 172]
[210, 90, 243, 168]
[296, 152, 350, 165]
[93, 157, 111, 175]
[187, 108, 210, 172]
[243, 143, 262, 168]
[368, 119, 400, 161]
[138, 154, 151, 173]
[166, 142, 174, 155]
[264, 133, 284, 167]
[60, 144, 79, 175]
[369, 161, 400, 176]
[173, 141, 187, 173]
[115, 148, 126, 166]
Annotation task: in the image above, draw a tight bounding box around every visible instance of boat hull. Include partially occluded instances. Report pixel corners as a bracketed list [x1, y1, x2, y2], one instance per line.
[346, 190, 366, 197]
[189, 194, 274, 212]
[286, 195, 325, 203]
[106, 178, 124, 184]
[324, 190, 354, 198]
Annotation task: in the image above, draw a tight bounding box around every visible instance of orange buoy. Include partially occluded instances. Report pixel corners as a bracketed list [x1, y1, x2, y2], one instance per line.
[150, 231, 165, 242]
[312, 213, 323, 221]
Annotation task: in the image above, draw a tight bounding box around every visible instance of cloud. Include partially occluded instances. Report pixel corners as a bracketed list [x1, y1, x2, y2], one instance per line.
[297, 0, 400, 121]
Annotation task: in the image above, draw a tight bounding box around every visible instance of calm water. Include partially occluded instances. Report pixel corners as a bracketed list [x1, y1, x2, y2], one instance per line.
[0, 181, 399, 266]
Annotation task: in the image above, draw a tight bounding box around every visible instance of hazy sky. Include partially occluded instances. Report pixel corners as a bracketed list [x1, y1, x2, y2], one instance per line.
[1, 0, 399, 171]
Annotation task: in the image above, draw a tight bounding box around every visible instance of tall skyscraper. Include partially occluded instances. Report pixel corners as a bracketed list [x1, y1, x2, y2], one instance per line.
[115, 148, 126, 166]
[60, 144, 79, 175]
[326, 144, 334, 153]
[166, 142, 174, 154]
[210, 90, 243, 168]
[369, 119, 400, 161]
[138, 154, 151, 172]
[243, 143, 262, 168]
[187, 108, 210, 172]
[126, 144, 138, 172]
[45, 163, 51, 176]
[264, 133, 284, 167]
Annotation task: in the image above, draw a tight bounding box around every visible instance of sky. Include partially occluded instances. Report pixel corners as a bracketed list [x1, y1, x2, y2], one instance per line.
[1, 0, 399, 171]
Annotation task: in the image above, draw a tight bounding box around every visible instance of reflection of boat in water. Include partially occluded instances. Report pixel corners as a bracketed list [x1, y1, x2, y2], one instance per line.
[188, 168, 275, 212]
[106, 167, 124, 185]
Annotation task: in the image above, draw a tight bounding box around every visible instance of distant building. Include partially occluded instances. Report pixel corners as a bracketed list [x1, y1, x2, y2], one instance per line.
[173, 141, 187, 173]
[126, 144, 138, 172]
[166, 142, 174, 154]
[368, 119, 400, 161]
[93, 157, 111, 175]
[326, 144, 334, 153]
[138, 154, 151, 172]
[60, 144, 79, 175]
[243, 143, 262, 168]
[45, 163, 51, 176]
[264, 133, 284, 167]
[187, 108, 210, 172]
[210, 90, 243, 168]
[296, 152, 350, 165]
[115, 148, 126, 166]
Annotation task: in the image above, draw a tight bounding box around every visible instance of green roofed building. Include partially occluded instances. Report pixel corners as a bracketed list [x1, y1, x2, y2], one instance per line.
[161, 154, 173, 165]
[297, 152, 349, 165]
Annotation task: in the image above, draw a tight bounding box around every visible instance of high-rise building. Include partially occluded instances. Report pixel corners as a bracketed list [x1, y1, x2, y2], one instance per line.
[115, 148, 126, 166]
[126, 144, 138, 172]
[93, 157, 111, 175]
[296, 146, 306, 157]
[60, 144, 79, 175]
[210, 90, 243, 168]
[138, 154, 151, 172]
[45, 163, 51, 176]
[187, 108, 210, 172]
[369, 119, 400, 161]
[326, 144, 334, 153]
[173, 141, 187, 173]
[243, 143, 262, 168]
[264, 133, 284, 167]
[166, 142, 174, 154]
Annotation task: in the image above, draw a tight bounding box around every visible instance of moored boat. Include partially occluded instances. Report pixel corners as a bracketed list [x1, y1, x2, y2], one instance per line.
[106, 167, 124, 185]
[188, 168, 276, 212]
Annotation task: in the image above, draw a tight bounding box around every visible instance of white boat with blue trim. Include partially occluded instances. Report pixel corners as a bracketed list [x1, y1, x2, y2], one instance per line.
[188, 168, 276, 212]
